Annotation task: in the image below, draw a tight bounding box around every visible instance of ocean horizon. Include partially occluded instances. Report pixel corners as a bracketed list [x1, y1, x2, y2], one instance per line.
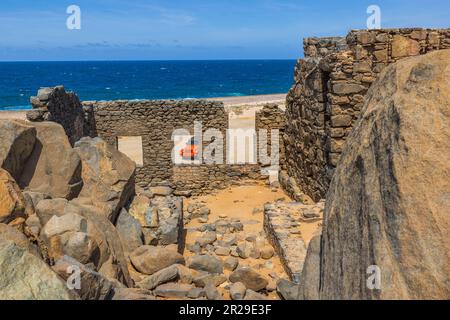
[0, 60, 296, 110]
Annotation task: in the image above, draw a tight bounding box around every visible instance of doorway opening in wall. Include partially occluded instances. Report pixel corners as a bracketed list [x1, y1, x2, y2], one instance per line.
[117, 136, 144, 167]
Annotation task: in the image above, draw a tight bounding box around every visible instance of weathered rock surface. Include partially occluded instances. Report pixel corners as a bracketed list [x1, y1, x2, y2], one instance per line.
[19, 122, 83, 200]
[137, 264, 179, 290]
[297, 234, 321, 300]
[187, 254, 223, 274]
[74, 137, 135, 222]
[276, 279, 299, 300]
[229, 267, 268, 292]
[116, 208, 144, 254]
[315, 50, 450, 300]
[0, 120, 36, 181]
[0, 169, 31, 224]
[0, 239, 76, 300]
[0, 223, 37, 254]
[52, 255, 116, 300]
[130, 245, 185, 275]
[229, 282, 246, 300]
[65, 200, 133, 287]
[154, 283, 193, 299]
[40, 200, 133, 287]
[35, 198, 68, 226]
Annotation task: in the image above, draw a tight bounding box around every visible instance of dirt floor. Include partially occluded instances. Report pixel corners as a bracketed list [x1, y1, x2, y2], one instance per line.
[183, 183, 290, 300]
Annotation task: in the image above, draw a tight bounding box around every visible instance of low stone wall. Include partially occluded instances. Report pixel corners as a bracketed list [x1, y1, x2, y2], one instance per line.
[284, 28, 450, 201]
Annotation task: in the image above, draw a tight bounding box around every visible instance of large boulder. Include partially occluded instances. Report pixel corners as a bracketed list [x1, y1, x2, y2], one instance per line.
[0, 169, 31, 224]
[74, 137, 135, 222]
[0, 120, 36, 181]
[39, 199, 133, 287]
[116, 208, 144, 254]
[52, 255, 116, 300]
[315, 50, 450, 300]
[19, 122, 83, 200]
[0, 239, 76, 300]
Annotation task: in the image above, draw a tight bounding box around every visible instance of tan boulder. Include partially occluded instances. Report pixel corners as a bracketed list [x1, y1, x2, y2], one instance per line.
[19, 122, 83, 200]
[0, 120, 36, 181]
[74, 137, 135, 222]
[314, 50, 450, 300]
[0, 169, 31, 224]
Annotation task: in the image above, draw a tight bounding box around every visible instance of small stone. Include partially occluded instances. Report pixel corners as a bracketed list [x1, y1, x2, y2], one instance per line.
[244, 289, 269, 300]
[187, 287, 205, 299]
[187, 254, 224, 274]
[223, 257, 239, 271]
[187, 243, 202, 254]
[229, 282, 246, 300]
[193, 273, 227, 287]
[277, 279, 299, 300]
[236, 242, 253, 259]
[137, 265, 179, 290]
[205, 283, 222, 300]
[266, 280, 277, 292]
[261, 246, 275, 259]
[229, 267, 268, 292]
[153, 283, 193, 299]
[215, 246, 230, 256]
[195, 231, 217, 247]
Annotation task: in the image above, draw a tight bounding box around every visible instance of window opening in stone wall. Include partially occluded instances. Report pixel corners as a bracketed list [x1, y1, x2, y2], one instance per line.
[117, 136, 144, 167]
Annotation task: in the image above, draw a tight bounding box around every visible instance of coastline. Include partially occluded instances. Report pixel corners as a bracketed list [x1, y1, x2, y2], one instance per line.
[0, 93, 287, 121]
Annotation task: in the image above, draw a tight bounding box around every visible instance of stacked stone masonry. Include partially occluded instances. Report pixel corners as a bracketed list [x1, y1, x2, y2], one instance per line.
[255, 104, 286, 171]
[284, 28, 450, 201]
[27, 86, 94, 146]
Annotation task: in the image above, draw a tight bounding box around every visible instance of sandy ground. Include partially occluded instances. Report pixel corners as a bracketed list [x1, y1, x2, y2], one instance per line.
[208, 93, 286, 107]
[184, 184, 291, 300]
[0, 110, 27, 120]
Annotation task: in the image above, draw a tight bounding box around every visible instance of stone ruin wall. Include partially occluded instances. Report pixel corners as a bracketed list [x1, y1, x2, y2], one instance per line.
[284, 28, 450, 202]
[83, 99, 265, 195]
[28, 86, 95, 146]
[255, 104, 287, 172]
[26, 88, 275, 196]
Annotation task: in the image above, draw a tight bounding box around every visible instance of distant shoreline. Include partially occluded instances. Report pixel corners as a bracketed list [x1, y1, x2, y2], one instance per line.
[0, 93, 286, 120]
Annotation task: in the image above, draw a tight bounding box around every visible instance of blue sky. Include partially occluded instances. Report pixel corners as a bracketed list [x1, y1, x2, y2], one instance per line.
[0, 0, 449, 61]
